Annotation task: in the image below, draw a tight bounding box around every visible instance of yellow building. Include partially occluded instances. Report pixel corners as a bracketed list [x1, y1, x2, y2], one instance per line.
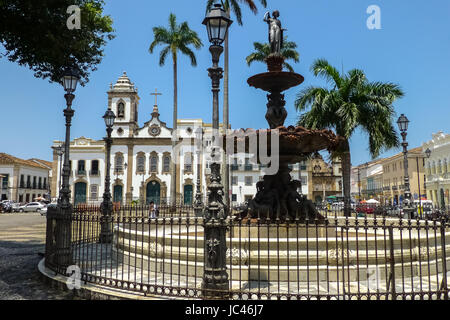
[379, 147, 425, 205]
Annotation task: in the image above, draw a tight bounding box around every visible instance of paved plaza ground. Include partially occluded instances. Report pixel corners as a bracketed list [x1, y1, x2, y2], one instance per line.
[0, 213, 78, 300]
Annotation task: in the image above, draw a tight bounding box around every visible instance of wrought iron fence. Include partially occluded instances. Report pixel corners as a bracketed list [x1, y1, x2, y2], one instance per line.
[44, 205, 450, 300]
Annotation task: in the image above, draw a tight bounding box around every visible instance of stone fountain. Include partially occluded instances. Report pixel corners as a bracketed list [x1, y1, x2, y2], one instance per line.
[229, 10, 342, 221]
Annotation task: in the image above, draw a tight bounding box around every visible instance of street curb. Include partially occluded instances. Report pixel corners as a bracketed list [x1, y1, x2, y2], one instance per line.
[37, 258, 176, 300]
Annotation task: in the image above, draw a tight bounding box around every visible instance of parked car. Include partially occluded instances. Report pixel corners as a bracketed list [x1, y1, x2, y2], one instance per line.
[11, 202, 22, 213]
[356, 204, 376, 215]
[17, 202, 46, 213]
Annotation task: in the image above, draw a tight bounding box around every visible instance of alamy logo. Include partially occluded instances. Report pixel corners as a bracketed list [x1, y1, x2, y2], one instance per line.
[66, 265, 81, 290]
[67, 5, 81, 30]
[366, 5, 381, 30]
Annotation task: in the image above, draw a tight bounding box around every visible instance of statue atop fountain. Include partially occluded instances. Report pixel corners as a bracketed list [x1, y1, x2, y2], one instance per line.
[264, 10, 284, 56]
[230, 10, 344, 222]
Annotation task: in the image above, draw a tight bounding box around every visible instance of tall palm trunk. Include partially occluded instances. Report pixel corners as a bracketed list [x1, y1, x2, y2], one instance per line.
[222, 30, 230, 208]
[170, 55, 178, 206]
[341, 139, 352, 217]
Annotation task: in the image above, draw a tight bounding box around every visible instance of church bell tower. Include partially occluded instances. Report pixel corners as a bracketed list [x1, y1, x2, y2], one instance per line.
[107, 72, 140, 138]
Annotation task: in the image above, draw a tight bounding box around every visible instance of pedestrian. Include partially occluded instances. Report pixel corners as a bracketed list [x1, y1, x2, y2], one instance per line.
[149, 201, 158, 218]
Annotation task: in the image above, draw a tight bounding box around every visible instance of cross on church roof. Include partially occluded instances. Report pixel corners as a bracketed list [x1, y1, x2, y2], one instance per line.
[150, 88, 162, 106]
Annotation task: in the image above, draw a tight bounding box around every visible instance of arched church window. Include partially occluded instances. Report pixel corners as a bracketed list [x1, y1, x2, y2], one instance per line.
[150, 156, 158, 173]
[163, 156, 170, 173]
[117, 102, 125, 118]
[115, 154, 124, 172]
[184, 153, 193, 173]
[137, 154, 145, 173]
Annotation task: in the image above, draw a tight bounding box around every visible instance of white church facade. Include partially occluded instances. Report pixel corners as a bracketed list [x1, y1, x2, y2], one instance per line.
[50, 72, 309, 206]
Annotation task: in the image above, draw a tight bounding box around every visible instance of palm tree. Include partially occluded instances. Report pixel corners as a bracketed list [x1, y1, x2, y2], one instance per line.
[206, 0, 267, 207]
[149, 13, 203, 206]
[295, 59, 404, 216]
[246, 38, 299, 72]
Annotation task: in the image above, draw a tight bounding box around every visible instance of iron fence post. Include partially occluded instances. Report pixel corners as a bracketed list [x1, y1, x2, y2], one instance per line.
[440, 218, 448, 299]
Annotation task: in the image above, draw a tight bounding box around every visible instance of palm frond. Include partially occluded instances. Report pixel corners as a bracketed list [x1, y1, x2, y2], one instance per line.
[311, 59, 342, 88]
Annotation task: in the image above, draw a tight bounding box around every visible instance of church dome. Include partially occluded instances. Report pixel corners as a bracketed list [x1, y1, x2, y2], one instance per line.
[110, 71, 138, 93]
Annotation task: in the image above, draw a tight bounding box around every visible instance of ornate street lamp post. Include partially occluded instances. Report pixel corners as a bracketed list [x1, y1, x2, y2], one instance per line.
[397, 114, 413, 218]
[194, 127, 204, 217]
[55, 66, 80, 267]
[54, 144, 64, 191]
[100, 109, 116, 243]
[202, 3, 232, 298]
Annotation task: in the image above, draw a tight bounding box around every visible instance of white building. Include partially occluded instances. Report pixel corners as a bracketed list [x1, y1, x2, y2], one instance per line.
[51, 72, 309, 206]
[0, 153, 51, 203]
[422, 131, 450, 206]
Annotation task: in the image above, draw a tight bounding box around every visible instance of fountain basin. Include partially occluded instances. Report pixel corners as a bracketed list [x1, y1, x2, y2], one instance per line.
[247, 71, 304, 92]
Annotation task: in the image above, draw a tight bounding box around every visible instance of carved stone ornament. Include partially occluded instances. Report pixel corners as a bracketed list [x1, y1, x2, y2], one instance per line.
[149, 125, 161, 137]
[226, 247, 249, 265]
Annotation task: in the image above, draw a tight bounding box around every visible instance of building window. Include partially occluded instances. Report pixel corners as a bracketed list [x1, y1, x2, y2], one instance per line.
[1, 174, 8, 190]
[27, 176, 31, 188]
[163, 156, 170, 173]
[150, 156, 158, 173]
[43, 178, 47, 190]
[78, 160, 86, 175]
[137, 154, 145, 173]
[245, 176, 252, 186]
[91, 160, 99, 175]
[117, 102, 125, 118]
[232, 194, 237, 202]
[301, 176, 307, 186]
[38, 177, 42, 189]
[184, 153, 193, 173]
[232, 176, 238, 186]
[20, 175, 24, 188]
[244, 158, 253, 171]
[115, 154, 124, 172]
[90, 185, 98, 201]
[33, 176, 36, 189]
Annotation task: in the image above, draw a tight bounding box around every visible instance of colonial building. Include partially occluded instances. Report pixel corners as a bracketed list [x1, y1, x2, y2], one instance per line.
[309, 153, 343, 203]
[0, 153, 51, 202]
[51, 72, 310, 206]
[422, 132, 450, 206]
[351, 147, 426, 205]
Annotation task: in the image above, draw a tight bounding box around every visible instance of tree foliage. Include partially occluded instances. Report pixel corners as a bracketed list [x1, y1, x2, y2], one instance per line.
[149, 13, 202, 67]
[206, 0, 267, 25]
[295, 59, 404, 158]
[0, 0, 114, 85]
[246, 38, 299, 72]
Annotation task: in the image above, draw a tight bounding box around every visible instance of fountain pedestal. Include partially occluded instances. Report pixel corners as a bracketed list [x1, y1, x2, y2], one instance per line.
[241, 55, 342, 221]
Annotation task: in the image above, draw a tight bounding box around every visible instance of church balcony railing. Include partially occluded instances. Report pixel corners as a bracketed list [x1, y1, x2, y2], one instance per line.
[89, 170, 100, 177]
[244, 165, 253, 171]
[231, 164, 239, 171]
[77, 170, 86, 176]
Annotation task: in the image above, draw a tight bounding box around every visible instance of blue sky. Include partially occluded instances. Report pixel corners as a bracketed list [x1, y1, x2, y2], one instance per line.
[1, 0, 450, 165]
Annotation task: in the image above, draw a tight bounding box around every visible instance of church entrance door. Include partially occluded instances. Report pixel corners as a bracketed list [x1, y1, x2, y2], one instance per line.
[184, 185, 193, 205]
[74, 182, 87, 205]
[146, 181, 160, 205]
[113, 185, 123, 204]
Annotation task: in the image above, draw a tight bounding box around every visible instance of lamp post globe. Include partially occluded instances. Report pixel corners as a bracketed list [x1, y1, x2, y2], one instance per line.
[425, 148, 432, 159]
[61, 66, 80, 94]
[202, 3, 233, 47]
[103, 109, 116, 128]
[397, 114, 409, 133]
